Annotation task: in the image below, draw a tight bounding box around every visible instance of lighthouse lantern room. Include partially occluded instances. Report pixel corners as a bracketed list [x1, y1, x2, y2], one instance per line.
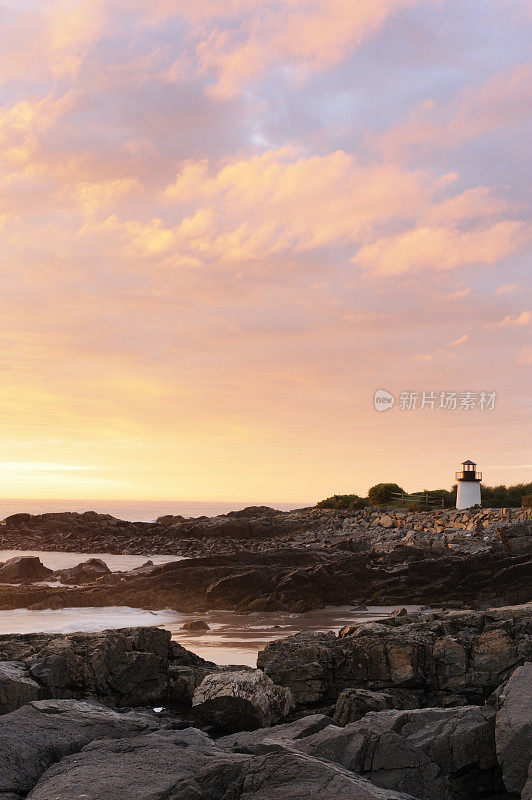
[455, 460, 482, 509]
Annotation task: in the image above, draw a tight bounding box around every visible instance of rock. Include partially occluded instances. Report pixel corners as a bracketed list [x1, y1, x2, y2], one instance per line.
[192, 669, 294, 733]
[333, 688, 397, 725]
[26, 727, 241, 800]
[258, 605, 531, 708]
[0, 557, 53, 583]
[25, 735, 415, 800]
[296, 705, 501, 800]
[217, 713, 335, 753]
[183, 748, 417, 800]
[391, 607, 408, 617]
[380, 515, 394, 528]
[495, 661, 532, 794]
[56, 558, 110, 584]
[181, 619, 210, 631]
[0, 627, 224, 713]
[0, 699, 169, 797]
[0, 662, 42, 714]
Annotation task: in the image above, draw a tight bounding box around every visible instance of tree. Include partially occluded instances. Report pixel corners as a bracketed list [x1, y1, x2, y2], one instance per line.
[367, 483, 404, 505]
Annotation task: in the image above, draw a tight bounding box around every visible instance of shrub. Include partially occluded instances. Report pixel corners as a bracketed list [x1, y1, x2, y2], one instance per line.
[367, 483, 404, 505]
[316, 494, 366, 510]
[522, 495, 532, 509]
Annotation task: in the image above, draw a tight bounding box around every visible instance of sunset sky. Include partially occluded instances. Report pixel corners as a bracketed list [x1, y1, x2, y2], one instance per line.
[1, 0, 531, 503]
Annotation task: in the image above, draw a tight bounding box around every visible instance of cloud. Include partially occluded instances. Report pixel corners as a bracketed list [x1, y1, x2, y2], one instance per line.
[352, 221, 528, 275]
[517, 347, 532, 365]
[181, 0, 425, 99]
[495, 311, 531, 328]
[377, 63, 532, 158]
[0, 0, 105, 83]
[449, 334, 469, 346]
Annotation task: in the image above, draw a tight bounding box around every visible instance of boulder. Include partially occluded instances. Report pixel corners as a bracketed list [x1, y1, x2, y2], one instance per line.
[0, 662, 42, 714]
[26, 727, 241, 800]
[56, 558, 110, 584]
[333, 688, 397, 725]
[176, 748, 417, 800]
[295, 705, 501, 800]
[25, 734, 415, 800]
[494, 661, 532, 794]
[0, 699, 168, 797]
[258, 605, 531, 708]
[0, 557, 53, 583]
[181, 619, 210, 631]
[217, 713, 335, 753]
[192, 669, 294, 733]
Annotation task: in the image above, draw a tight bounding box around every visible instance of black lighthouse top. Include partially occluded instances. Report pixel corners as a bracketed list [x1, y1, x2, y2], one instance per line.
[456, 460, 482, 482]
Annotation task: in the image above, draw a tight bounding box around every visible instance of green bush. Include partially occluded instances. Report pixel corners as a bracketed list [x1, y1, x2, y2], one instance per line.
[367, 483, 404, 505]
[522, 495, 532, 509]
[481, 482, 532, 508]
[316, 494, 367, 510]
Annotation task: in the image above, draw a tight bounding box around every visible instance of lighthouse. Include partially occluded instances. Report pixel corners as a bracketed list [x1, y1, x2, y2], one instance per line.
[455, 460, 482, 509]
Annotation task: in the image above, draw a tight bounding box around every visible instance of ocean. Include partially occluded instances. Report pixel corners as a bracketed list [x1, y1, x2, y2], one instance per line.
[0, 499, 311, 523]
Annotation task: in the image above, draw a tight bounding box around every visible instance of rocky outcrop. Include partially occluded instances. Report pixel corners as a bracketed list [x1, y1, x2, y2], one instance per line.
[56, 557, 110, 584]
[258, 604, 532, 708]
[293, 706, 501, 800]
[0, 542, 529, 613]
[0, 627, 222, 714]
[494, 661, 532, 794]
[333, 688, 400, 725]
[0, 699, 174, 798]
[0, 662, 42, 714]
[0, 507, 530, 612]
[0, 557, 53, 583]
[192, 669, 294, 733]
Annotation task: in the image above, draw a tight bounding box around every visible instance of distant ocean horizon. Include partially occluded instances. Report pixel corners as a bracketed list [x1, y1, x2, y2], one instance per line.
[0, 499, 312, 523]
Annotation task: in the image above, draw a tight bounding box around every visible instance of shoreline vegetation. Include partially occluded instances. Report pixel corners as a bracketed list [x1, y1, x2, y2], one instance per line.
[317, 481, 532, 511]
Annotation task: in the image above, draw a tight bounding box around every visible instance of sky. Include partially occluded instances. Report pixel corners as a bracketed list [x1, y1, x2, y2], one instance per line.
[0, 0, 531, 503]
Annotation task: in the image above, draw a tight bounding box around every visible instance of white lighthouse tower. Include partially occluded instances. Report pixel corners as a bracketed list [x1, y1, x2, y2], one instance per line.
[455, 459, 482, 509]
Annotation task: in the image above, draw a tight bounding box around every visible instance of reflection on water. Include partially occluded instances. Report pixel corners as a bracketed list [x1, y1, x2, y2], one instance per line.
[0, 550, 181, 572]
[169, 606, 421, 666]
[0, 606, 180, 635]
[0, 603, 421, 667]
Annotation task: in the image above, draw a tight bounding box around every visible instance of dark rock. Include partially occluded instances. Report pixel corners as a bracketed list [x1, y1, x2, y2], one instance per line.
[0, 699, 168, 797]
[56, 558, 110, 584]
[494, 661, 532, 794]
[258, 605, 532, 708]
[26, 727, 241, 800]
[295, 705, 502, 800]
[0, 662, 42, 714]
[0, 558, 53, 583]
[217, 713, 335, 753]
[0, 627, 225, 713]
[333, 688, 398, 725]
[181, 619, 210, 631]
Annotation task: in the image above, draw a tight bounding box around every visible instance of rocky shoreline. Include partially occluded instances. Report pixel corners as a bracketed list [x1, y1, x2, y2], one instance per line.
[0, 506, 530, 613]
[0, 604, 530, 798]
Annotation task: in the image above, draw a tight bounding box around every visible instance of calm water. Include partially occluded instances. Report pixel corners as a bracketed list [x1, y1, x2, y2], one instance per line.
[0, 549, 181, 572]
[0, 499, 310, 523]
[0, 604, 416, 667]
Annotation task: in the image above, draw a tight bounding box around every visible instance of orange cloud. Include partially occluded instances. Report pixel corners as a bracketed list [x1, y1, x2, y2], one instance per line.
[377, 63, 532, 157]
[0, 0, 105, 83]
[352, 221, 528, 274]
[495, 311, 531, 328]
